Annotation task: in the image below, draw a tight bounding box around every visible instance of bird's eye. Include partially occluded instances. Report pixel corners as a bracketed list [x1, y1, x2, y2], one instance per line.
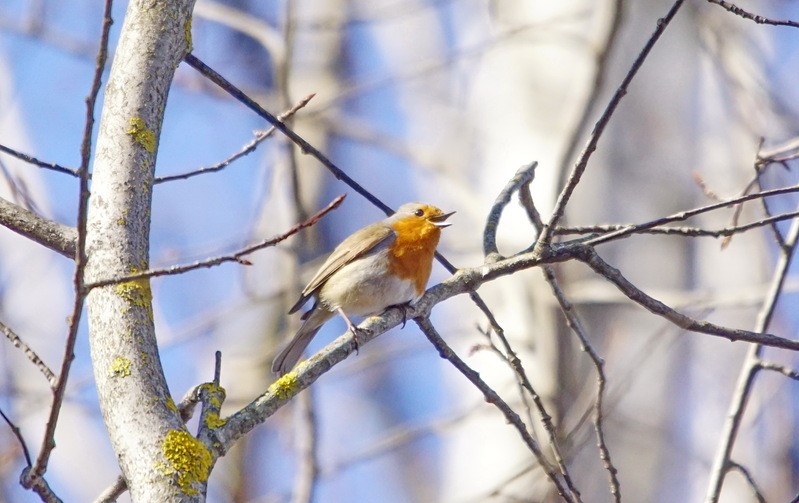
[414, 209, 424, 217]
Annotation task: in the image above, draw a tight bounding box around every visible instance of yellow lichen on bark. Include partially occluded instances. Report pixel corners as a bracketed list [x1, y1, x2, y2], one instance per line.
[126, 117, 156, 153]
[159, 429, 212, 496]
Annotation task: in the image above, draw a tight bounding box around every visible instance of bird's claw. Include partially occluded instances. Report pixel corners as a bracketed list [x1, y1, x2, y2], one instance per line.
[389, 303, 411, 328]
[350, 326, 367, 354]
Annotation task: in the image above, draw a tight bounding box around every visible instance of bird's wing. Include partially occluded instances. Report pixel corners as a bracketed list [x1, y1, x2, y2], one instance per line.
[288, 223, 396, 313]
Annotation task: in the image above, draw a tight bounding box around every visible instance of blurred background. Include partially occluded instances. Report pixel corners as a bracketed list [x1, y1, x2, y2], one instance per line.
[1, 0, 799, 501]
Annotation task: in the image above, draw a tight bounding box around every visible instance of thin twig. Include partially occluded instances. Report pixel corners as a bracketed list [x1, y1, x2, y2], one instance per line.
[583, 184, 799, 247]
[84, 194, 344, 290]
[0, 405, 33, 467]
[414, 317, 573, 502]
[539, 0, 686, 245]
[727, 461, 767, 503]
[756, 360, 799, 381]
[704, 208, 799, 502]
[24, 0, 113, 492]
[0, 143, 79, 177]
[154, 93, 316, 184]
[706, 0, 799, 28]
[482, 163, 581, 500]
[93, 477, 126, 503]
[183, 53, 392, 216]
[556, 0, 625, 189]
[0, 321, 57, 388]
[542, 266, 620, 502]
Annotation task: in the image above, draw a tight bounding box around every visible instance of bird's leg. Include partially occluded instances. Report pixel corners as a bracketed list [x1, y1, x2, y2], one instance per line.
[335, 307, 364, 354]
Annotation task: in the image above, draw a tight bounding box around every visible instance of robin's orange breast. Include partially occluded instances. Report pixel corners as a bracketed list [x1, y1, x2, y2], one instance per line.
[387, 217, 442, 295]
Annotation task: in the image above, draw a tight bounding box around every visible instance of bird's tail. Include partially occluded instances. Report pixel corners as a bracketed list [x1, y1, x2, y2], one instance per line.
[271, 307, 332, 375]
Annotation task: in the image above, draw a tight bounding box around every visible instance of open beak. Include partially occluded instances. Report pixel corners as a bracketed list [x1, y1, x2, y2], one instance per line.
[430, 211, 456, 228]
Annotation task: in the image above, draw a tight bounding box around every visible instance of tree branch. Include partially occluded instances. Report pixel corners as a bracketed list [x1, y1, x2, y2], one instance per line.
[0, 197, 76, 258]
[539, 0, 687, 244]
[0, 320, 57, 388]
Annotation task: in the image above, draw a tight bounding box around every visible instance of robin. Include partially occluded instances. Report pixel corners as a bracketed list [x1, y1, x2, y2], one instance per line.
[272, 202, 455, 375]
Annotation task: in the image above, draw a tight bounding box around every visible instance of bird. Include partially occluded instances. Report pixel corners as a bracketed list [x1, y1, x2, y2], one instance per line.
[271, 202, 455, 375]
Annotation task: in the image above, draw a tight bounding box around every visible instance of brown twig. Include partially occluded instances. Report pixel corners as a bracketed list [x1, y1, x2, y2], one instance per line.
[0, 143, 79, 177]
[183, 53, 393, 216]
[726, 461, 766, 503]
[83, 194, 344, 290]
[583, 184, 799, 247]
[414, 317, 573, 502]
[539, 0, 686, 245]
[571, 245, 799, 351]
[154, 93, 316, 184]
[542, 266, 620, 502]
[482, 163, 581, 499]
[23, 1, 114, 495]
[556, 0, 625, 189]
[0, 405, 32, 467]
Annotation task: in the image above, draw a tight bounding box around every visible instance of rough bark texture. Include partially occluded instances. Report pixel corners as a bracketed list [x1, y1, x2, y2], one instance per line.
[84, 1, 200, 501]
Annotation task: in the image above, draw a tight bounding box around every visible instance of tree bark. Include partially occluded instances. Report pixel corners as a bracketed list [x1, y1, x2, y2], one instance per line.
[84, 1, 201, 501]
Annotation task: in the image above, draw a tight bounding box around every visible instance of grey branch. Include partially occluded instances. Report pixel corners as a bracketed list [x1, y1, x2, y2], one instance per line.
[0, 197, 76, 259]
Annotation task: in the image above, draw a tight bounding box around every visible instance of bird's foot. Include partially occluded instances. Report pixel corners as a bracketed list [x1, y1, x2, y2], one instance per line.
[388, 303, 412, 328]
[336, 307, 367, 354]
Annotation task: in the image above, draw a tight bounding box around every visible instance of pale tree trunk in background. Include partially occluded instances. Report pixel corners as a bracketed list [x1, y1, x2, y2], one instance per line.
[206, 0, 348, 499]
[439, 2, 611, 499]
[84, 1, 199, 500]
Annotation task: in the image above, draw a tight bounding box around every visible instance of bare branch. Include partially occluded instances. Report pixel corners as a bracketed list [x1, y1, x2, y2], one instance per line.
[726, 462, 766, 503]
[756, 360, 799, 381]
[414, 317, 573, 502]
[0, 320, 57, 388]
[539, 0, 686, 244]
[483, 162, 538, 261]
[84, 194, 345, 290]
[556, 0, 625, 188]
[566, 209, 799, 241]
[183, 53, 393, 216]
[0, 197, 76, 258]
[583, 184, 799, 246]
[23, 0, 114, 492]
[93, 477, 126, 503]
[542, 266, 620, 502]
[704, 208, 799, 502]
[0, 406, 32, 467]
[154, 93, 316, 184]
[706, 0, 799, 28]
[0, 144, 79, 177]
[571, 245, 799, 351]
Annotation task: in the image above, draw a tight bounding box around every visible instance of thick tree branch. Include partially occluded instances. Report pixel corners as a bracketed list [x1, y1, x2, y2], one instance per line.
[0, 197, 76, 258]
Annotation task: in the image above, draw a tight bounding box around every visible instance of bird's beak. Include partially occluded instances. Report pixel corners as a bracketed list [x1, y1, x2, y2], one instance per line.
[430, 211, 456, 228]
